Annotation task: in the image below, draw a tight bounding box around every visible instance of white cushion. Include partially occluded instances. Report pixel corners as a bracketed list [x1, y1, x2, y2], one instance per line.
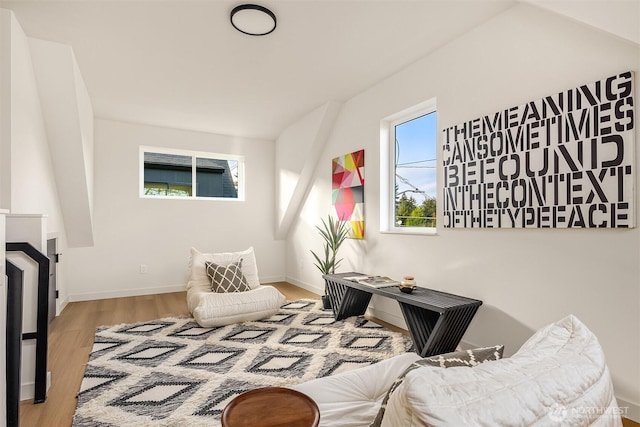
[188, 247, 260, 290]
[188, 282, 285, 327]
[381, 315, 621, 427]
[292, 352, 421, 427]
[186, 246, 285, 327]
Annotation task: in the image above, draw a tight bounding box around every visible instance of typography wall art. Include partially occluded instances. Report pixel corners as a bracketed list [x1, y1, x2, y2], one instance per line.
[443, 71, 635, 229]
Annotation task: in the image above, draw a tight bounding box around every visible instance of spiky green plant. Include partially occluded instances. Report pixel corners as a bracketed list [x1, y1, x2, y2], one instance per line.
[310, 215, 350, 277]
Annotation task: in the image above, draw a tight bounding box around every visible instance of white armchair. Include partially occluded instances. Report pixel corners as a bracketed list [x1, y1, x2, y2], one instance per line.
[186, 247, 285, 327]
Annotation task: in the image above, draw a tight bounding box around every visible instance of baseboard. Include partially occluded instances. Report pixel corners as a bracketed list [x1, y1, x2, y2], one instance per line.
[68, 284, 187, 302]
[57, 295, 69, 316]
[285, 276, 324, 296]
[260, 275, 286, 284]
[367, 305, 407, 329]
[20, 371, 51, 401]
[457, 337, 482, 350]
[68, 277, 290, 303]
[617, 398, 640, 423]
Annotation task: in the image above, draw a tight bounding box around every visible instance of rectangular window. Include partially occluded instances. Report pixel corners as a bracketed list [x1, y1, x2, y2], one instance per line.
[140, 147, 244, 200]
[381, 99, 437, 234]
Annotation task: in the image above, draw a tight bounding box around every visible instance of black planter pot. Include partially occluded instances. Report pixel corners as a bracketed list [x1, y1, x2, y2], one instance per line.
[321, 294, 332, 310]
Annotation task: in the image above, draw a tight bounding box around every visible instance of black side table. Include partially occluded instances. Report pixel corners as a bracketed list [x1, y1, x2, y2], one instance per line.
[323, 272, 482, 357]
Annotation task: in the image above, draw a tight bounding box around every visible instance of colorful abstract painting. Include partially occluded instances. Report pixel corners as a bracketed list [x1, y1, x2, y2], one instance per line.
[332, 149, 365, 239]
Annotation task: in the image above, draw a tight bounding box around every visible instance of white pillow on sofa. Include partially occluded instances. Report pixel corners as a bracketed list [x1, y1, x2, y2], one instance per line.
[381, 315, 621, 427]
[188, 247, 260, 290]
[189, 285, 285, 327]
[186, 247, 285, 327]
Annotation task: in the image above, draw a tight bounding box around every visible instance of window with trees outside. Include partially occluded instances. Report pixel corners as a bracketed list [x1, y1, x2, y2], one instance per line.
[140, 147, 244, 200]
[381, 99, 437, 234]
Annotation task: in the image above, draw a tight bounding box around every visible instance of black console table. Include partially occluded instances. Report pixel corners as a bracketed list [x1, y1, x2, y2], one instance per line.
[323, 272, 482, 357]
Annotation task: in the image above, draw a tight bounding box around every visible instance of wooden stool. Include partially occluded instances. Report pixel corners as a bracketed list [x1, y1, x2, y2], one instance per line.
[222, 387, 320, 427]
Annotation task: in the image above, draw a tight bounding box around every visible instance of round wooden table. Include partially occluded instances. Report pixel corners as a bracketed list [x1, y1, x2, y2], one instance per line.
[221, 387, 320, 427]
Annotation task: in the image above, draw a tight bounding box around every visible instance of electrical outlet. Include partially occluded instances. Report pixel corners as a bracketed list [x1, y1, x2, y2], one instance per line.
[140, 264, 148, 274]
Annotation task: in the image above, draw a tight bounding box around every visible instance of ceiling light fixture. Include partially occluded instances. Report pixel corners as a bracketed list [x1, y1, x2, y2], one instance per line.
[230, 4, 277, 36]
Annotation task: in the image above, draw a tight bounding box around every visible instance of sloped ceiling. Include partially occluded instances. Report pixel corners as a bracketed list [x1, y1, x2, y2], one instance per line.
[523, 0, 639, 45]
[0, 0, 515, 140]
[29, 38, 95, 247]
[0, 0, 637, 141]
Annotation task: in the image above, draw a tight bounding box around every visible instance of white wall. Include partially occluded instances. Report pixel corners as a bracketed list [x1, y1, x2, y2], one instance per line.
[3, 11, 69, 312]
[0, 8, 74, 405]
[0, 10, 10, 211]
[275, 101, 341, 239]
[284, 3, 640, 417]
[8, 31, 62, 228]
[65, 119, 285, 301]
[28, 37, 95, 248]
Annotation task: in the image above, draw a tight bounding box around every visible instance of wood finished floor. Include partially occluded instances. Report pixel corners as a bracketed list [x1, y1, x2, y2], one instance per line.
[18, 282, 638, 427]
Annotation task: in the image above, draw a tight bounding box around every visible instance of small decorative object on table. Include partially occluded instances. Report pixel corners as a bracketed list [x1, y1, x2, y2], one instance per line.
[400, 276, 416, 294]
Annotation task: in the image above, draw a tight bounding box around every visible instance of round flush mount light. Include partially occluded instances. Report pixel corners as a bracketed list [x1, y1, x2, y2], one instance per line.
[230, 4, 277, 36]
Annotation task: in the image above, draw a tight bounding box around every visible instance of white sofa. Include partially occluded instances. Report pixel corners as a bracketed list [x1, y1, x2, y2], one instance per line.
[186, 247, 285, 327]
[293, 315, 622, 427]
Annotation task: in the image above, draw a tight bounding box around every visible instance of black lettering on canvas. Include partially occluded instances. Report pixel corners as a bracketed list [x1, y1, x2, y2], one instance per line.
[442, 72, 635, 228]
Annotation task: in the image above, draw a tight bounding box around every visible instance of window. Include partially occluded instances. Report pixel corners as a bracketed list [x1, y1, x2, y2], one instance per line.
[140, 147, 244, 200]
[381, 99, 437, 234]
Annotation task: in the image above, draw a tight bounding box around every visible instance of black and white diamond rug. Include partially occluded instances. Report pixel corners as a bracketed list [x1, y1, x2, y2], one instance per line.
[72, 299, 413, 426]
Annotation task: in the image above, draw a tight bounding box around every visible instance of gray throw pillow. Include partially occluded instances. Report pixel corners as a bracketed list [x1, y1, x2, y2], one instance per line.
[369, 345, 505, 427]
[205, 260, 250, 293]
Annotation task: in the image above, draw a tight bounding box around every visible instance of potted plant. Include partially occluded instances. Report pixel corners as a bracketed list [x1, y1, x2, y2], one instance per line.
[310, 215, 350, 309]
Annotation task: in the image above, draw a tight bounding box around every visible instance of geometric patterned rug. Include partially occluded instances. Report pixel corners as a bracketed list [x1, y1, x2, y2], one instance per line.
[72, 299, 414, 426]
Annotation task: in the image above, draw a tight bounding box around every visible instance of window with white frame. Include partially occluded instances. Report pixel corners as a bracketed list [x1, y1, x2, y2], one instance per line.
[381, 99, 437, 234]
[140, 147, 244, 200]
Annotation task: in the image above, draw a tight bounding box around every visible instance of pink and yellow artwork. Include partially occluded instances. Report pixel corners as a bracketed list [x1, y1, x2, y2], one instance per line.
[332, 149, 364, 239]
